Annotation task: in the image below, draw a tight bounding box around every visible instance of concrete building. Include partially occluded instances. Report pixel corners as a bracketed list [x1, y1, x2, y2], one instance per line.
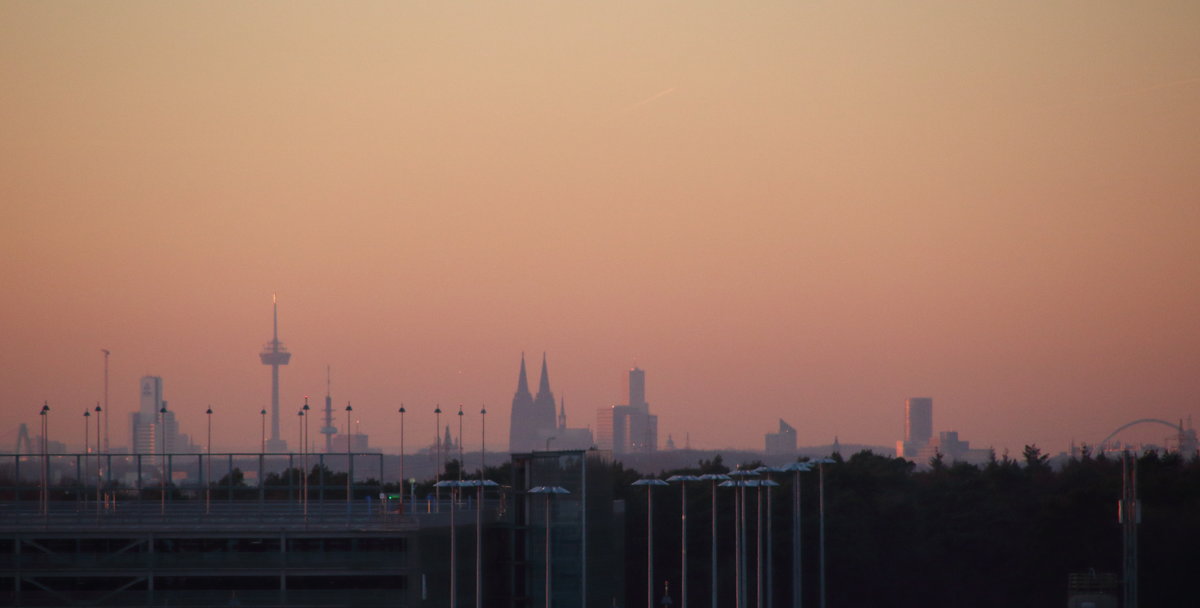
[596, 367, 658, 455]
[896, 397, 933, 459]
[765, 419, 797, 455]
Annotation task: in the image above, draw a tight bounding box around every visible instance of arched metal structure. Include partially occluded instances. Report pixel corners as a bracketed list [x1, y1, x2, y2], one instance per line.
[1098, 418, 1183, 450]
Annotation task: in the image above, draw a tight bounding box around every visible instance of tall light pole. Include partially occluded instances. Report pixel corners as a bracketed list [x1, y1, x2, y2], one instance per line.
[480, 406, 487, 474]
[260, 409, 267, 454]
[436, 480, 464, 608]
[83, 410, 90, 510]
[399, 405, 406, 513]
[668, 475, 700, 608]
[344, 403, 352, 504]
[474, 478, 498, 608]
[101, 349, 110, 453]
[94, 403, 102, 513]
[530, 486, 570, 608]
[756, 467, 783, 608]
[39, 402, 49, 517]
[457, 405, 465, 482]
[699, 473, 730, 608]
[304, 401, 311, 514]
[814, 458, 835, 608]
[434, 405, 442, 512]
[780, 462, 812, 608]
[159, 406, 167, 515]
[297, 408, 305, 514]
[727, 469, 758, 608]
[632, 478, 669, 608]
[205, 407, 213, 515]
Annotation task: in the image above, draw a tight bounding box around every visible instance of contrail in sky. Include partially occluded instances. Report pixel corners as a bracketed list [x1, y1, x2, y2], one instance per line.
[624, 87, 677, 112]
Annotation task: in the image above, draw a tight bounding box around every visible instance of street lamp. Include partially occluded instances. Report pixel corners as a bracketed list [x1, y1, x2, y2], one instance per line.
[480, 406, 487, 474]
[159, 406, 167, 515]
[457, 405, 464, 482]
[726, 469, 758, 608]
[344, 403, 352, 504]
[756, 466, 784, 608]
[698, 473, 730, 608]
[530, 486, 570, 608]
[94, 403, 102, 513]
[632, 478, 669, 608]
[297, 408, 306, 514]
[667, 475, 700, 608]
[83, 410, 90, 510]
[778, 461, 812, 608]
[436, 479, 468, 608]
[260, 409, 267, 454]
[813, 458, 835, 608]
[399, 405, 406, 513]
[39, 402, 49, 517]
[435, 405, 442, 512]
[205, 406, 213, 515]
[472, 478, 499, 608]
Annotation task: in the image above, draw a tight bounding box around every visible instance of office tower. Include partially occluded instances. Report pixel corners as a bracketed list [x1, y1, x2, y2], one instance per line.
[596, 367, 658, 454]
[259, 295, 292, 452]
[131, 376, 184, 454]
[906, 398, 933, 444]
[765, 419, 797, 455]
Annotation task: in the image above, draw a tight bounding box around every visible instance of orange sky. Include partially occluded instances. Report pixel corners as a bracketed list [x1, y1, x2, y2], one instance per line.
[2, 2, 1198, 456]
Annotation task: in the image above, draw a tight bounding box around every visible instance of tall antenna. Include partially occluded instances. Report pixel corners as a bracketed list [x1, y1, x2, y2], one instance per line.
[259, 294, 292, 452]
[321, 365, 336, 453]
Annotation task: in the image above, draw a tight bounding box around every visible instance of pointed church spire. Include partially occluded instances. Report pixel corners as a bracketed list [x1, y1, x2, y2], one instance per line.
[515, 352, 531, 399]
[537, 352, 551, 397]
[558, 395, 567, 430]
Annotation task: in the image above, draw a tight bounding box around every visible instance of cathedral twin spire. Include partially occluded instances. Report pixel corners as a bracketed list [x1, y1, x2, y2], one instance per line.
[509, 352, 558, 453]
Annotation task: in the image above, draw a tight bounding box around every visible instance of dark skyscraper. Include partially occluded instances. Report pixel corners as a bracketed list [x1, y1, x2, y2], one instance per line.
[509, 353, 559, 453]
[905, 397, 933, 444]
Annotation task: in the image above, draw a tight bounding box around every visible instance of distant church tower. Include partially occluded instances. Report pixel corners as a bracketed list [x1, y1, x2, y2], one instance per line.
[508, 353, 558, 453]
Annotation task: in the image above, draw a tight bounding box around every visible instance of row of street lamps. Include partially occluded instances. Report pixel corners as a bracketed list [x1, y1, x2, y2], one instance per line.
[634, 458, 835, 608]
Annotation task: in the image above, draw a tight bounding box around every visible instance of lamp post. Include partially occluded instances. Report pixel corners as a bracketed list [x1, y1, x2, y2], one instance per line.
[480, 406, 487, 474]
[205, 407, 213, 514]
[159, 406, 167, 515]
[83, 410, 90, 510]
[667, 475, 700, 608]
[632, 478, 669, 608]
[698, 473, 730, 608]
[260, 409, 267, 454]
[813, 458, 835, 608]
[779, 462, 811, 608]
[435, 405, 442, 512]
[474, 479, 498, 608]
[436, 480, 465, 608]
[727, 469, 758, 608]
[457, 405, 464, 482]
[530, 486, 570, 608]
[399, 405, 406, 513]
[94, 403, 102, 513]
[756, 467, 783, 608]
[39, 402, 49, 517]
[344, 403, 352, 504]
[297, 408, 305, 514]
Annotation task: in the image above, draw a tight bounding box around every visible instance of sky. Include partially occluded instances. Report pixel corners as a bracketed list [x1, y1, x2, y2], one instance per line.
[2, 2, 1198, 457]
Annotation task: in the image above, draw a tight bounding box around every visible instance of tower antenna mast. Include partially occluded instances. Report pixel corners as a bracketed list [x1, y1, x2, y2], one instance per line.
[259, 294, 292, 452]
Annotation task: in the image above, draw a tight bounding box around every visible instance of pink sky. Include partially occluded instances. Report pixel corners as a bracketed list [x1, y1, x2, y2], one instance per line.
[2, 2, 1198, 456]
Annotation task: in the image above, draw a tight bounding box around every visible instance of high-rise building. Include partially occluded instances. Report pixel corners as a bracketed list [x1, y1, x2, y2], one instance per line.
[130, 376, 190, 455]
[905, 397, 933, 444]
[765, 419, 797, 455]
[509, 353, 558, 453]
[596, 367, 658, 455]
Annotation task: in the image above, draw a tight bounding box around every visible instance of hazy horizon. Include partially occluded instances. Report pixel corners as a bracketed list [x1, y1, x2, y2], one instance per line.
[3, 2, 1198, 456]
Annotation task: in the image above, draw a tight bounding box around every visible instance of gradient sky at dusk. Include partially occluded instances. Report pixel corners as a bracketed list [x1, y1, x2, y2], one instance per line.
[3, 2, 1198, 456]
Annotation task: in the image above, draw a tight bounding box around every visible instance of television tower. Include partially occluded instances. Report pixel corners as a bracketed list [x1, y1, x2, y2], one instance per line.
[320, 365, 336, 453]
[259, 295, 292, 452]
